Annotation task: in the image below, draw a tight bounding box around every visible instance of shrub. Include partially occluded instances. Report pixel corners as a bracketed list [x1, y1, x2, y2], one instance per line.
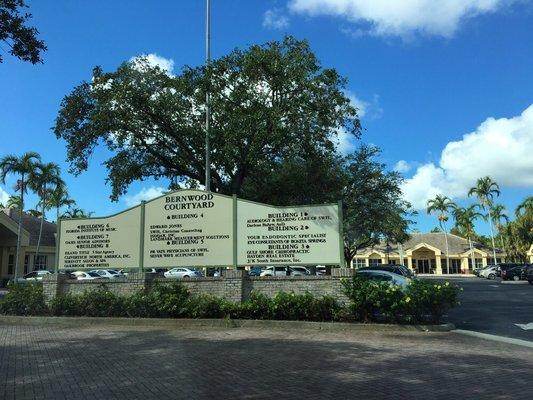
[0, 283, 48, 316]
[233, 292, 273, 320]
[406, 280, 461, 323]
[127, 283, 190, 318]
[49, 292, 82, 316]
[341, 275, 461, 324]
[186, 294, 233, 319]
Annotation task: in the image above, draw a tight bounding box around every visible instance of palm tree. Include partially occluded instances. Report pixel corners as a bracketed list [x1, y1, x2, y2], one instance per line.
[490, 203, 509, 256]
[427, 194, 457, 274]
[468, 176, 500, 265]
[46, 184, 75, 223]
[62, 208, 93, 219]
[515, 196, 533, 218]
[0, 152, 41, 280]
[29, 162, 63, 264]
[6, 195, 22, 209]
[453, 205, 483, 271]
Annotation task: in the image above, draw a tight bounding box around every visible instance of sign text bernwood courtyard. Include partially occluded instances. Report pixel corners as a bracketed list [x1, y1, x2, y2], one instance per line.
[56, 189, 343, 270]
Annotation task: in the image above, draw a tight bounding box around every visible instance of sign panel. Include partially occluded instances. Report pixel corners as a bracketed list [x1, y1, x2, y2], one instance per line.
[143, 190, 234, 267]
[237, 201, 341, 266]
[58, 207, 141, 270]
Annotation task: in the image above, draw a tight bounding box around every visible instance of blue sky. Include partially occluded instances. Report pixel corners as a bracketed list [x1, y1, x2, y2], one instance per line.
[0, 0, 532, 234]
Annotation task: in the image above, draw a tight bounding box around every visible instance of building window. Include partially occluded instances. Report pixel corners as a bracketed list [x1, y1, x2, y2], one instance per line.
[369, 258, 382, 266]
[8, 254, 14, 275]
[34, 255, 47, 270]
[353, 258, 366, 269]
[449, 259, 461, 274]
[24, 255, 29, 274]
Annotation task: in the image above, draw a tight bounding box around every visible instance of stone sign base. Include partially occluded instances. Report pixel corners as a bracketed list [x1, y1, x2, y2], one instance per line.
[42, 269, 355, 304]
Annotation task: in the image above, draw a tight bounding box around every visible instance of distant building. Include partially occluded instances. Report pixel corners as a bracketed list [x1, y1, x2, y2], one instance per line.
[0, 208, 57, 284]
[353, 232, 505, 275]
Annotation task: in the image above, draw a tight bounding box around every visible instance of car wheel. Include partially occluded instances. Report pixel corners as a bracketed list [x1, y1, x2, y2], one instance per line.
[513, 275, 520, 281]
[488, 273, 496, 280]
[529, 280, 533, 285]
[183, 275, 189, 278]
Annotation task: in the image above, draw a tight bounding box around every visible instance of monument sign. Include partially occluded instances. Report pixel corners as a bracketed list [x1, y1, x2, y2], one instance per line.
[56, 189, 343, 270]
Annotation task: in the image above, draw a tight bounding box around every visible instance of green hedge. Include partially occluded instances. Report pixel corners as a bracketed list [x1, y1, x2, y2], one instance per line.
[0, 279, 461, 324]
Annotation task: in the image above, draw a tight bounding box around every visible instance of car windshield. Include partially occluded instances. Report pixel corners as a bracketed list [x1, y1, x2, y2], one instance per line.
[88, 272, 100, 277]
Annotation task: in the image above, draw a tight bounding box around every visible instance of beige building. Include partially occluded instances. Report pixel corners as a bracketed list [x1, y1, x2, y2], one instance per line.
[0, 209, 57, 285]
[353, 232, 505, 275]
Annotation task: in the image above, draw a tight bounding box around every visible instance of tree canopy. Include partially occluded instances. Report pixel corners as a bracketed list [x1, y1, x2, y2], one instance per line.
[54, 36, 360, 202]
[0, 0, 46, 64]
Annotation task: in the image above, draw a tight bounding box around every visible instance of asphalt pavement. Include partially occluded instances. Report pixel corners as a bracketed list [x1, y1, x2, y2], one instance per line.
[425, 276, 533, 341]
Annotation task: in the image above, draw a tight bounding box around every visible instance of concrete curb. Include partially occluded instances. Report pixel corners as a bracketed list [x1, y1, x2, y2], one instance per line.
[0, 315, 455, 333]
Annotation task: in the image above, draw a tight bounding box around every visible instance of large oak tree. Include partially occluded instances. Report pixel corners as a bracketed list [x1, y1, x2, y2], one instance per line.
[54, 36, 360, 202]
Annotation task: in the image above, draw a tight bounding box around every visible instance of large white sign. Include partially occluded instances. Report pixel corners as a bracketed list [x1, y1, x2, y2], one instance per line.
[57, 190, 343, 270]
[58, 207, 141, 270]
[143, 191, 234, 267]
[237, 201, 341, 266]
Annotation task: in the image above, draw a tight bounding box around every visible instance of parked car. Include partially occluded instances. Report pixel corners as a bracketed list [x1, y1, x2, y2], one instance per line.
[315, 265, 327, 276]
[356, 270, 411, 290]
[70, 271, 105, 280]
[260, 266, 289, 277]
[526, 265, 533, 285]
[496, 263, 520, 277]
[359, 265, 414, 278]
[145, 268, 168, 277]
[480, 266, 498, 280]
[247, 266, 262, 276]
[289, 266, 310, 276]
[90, 269, 124, 279]
[501, 265, 527, 281]
[11, 270, 51, 284]
[164, 267, 202, 279]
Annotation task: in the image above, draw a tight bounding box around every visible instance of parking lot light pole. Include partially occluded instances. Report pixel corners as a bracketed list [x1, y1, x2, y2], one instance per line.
[205, 0, 211, 192]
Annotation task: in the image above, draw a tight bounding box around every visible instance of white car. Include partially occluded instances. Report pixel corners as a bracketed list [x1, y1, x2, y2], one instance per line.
[260, 266, 289, 277]
[164, 267, 203, 279]
[90, 269, 123, 279]
[480, 266, 498, 280]
[357, 270, 411, 290]
[13, 270, 51, 283]
[288, 266, 310, 276]
[70, 271, 104, 281]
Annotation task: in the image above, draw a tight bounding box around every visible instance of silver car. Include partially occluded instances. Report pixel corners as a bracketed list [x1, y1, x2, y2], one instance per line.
[164, 267, 203, 279]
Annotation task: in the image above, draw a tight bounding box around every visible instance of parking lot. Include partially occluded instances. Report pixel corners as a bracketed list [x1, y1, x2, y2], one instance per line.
[426, 276, 533, 341]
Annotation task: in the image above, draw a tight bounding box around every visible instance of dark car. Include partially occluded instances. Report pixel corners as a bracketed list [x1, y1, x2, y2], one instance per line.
[248, 266, 262, 276]
[496, 263, 520, 277]
[501, 265, 527, 281]
[525, 265, 533, 285]
[359, 264, 414, 278]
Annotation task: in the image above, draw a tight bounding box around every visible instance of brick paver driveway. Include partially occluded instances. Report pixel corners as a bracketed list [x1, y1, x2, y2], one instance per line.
[1, 320, 532, 399]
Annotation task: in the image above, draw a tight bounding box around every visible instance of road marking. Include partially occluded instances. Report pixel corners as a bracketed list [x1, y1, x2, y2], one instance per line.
[454, 330, 533, 349]
[489, 285, 499, 288]
[515, 323, 533, 330]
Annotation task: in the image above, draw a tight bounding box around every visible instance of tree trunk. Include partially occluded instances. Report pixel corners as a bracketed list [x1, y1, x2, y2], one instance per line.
[442, 220, 450, 274]
[487, 212, 498, 265]
[14, 174, 24, 281]
[35, 185, 46, 271]
[468, 235, 475, 273]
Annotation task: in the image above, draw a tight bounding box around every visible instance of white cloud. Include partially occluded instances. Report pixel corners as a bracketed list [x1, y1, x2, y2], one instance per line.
[335, 127, 356, 154]
[129, 53, 175, 75]
[263, 8, 290, 30]
[402, 104, 533, 209]
[123, 186, 166, 207]
[393, 160, 412, 174]
[0, 186, 9, 206]
[289, 0, 517, 38]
